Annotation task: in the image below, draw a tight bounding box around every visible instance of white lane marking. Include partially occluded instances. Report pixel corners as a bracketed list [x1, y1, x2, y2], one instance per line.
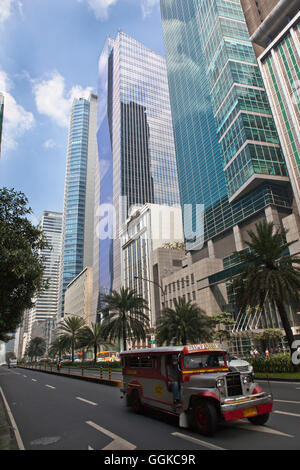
[274, 410, 300, 418]
[23, 375, 27, 378]
[172, 432, 226, 450]
[32, 379, 37, 382]
[275, 399, 300, 405]
[234, 421, 293, 437]
[88, 445, 94, 450]
[76, 397, 98, 406]
[86, 421, 136, 450]
[45, 385, 55, 389]
[0, 386, 25, 450]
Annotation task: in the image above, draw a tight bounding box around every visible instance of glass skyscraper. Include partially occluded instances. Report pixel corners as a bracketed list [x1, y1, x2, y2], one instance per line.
[97, 32, 180, 294]
[58, 94, 99, 318]
[160, 0, 292, 246]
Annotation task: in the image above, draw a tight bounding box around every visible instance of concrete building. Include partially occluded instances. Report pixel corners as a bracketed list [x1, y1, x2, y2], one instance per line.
[58, 94, 99, 319]
[28, 211, 62, 348]
[97, 32, 180, 299]
[120, 204, 183, 338]
[64, 267, 94, 325]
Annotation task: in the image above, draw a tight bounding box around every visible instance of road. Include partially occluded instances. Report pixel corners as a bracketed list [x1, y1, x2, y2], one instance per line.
[0, 366, 299, 451]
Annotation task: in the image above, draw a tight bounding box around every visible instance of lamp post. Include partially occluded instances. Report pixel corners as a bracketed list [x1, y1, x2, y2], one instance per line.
[134, 275, 166, 304]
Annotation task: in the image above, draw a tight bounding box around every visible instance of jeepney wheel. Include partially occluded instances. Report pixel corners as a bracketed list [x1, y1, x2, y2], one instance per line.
[191, 399, 218, 436]
[248, 413, 270, 426]
[131, 390, 142, 414]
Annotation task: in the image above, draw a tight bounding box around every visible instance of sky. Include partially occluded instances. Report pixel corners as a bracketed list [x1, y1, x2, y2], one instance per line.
[0, 0, 165, 224]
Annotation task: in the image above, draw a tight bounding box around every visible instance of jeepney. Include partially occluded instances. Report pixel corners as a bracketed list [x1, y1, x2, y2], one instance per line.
[120, 343, 273, 436]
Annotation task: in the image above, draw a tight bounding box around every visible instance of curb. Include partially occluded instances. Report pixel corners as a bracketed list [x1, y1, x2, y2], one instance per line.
[255, 376, 300, 383]
[17, 366, 122, 387]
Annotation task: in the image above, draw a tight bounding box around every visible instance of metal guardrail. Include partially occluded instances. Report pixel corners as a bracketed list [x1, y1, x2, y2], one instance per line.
[17, 364, 122, 387]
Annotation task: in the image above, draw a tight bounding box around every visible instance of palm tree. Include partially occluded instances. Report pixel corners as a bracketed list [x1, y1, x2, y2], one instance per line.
[156, 298, 212, 346]
[57, 316, 86, 362]
[230, 220, 300, 361]
[49, 336, 70, 361]
[77, 322, 115, 364]
[101, 287, 150, 351]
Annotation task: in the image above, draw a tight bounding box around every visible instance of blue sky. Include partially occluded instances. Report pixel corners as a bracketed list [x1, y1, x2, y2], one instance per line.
[0, 0, 164, 224]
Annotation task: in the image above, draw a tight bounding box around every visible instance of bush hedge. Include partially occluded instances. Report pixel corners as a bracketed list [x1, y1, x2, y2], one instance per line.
[248, 353, 294, 373]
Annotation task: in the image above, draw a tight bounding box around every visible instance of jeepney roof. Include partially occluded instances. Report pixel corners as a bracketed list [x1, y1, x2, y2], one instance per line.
[120, 343, 226, 356]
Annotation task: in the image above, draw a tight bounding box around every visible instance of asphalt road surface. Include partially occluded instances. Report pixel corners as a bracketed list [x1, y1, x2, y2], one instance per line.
[0, 366, 299, 451]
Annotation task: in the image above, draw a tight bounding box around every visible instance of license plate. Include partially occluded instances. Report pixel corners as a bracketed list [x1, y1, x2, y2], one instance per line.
[243, 407, 258, 418]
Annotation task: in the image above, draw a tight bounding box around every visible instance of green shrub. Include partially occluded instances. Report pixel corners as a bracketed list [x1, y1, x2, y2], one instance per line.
[249, 353, 294, 373]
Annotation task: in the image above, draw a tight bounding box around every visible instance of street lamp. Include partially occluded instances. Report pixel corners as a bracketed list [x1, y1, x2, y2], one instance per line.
[134, 275, 166, 304]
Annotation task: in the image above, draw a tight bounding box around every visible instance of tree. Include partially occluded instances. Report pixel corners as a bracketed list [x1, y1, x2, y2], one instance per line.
[0, 188, 48, 341]
[77, 323, 115, 364]
[25, 337, 46, 362]
[48, 336, 70, 360]
[210, 312, 235, 344]
[230, 220, 300, 363]
[101, 287, 150, 351]
[256, 329, 284, 351]
[57, 316, 86, 362]
[156, 298, 212, 346]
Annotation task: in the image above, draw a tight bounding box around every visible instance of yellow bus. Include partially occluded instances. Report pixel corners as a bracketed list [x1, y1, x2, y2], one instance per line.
[97, 351, 120, 363]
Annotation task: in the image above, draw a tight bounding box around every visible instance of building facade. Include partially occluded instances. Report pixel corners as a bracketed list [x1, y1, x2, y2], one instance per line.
[58, 94, 99, 319]
[120, 204, 183, 336]
[241, 0, 300, 215]
[97, 32, 180, 297]
[64, 267, 93, 325]
[160, 0, 299, 343]
[28, 211, 62, 347]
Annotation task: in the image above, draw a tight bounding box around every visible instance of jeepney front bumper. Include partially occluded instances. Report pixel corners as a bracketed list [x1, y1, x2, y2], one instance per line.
[221, 392, 273, 422]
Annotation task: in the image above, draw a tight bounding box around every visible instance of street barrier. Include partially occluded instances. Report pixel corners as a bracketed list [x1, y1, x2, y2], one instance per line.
[17, 364, 122, 387]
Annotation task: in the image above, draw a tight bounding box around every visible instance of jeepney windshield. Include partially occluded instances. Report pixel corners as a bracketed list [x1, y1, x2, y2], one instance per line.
[183, 353, 227, 370]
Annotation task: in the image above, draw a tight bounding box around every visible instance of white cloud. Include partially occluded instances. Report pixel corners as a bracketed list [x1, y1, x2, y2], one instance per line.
[141, 0, 160, 18]
[32, 72, 93, 127]
[0, 0, 22, 25]
[77, 0, 119, 21]
[43, 138, 56, 149]
[78, 0, 159, 21]
[0, 70, 34, 151]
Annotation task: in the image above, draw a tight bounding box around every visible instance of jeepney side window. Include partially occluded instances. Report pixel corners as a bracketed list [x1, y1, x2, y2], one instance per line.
[140, 356, 153, 368]
[129, 356, 140, 368]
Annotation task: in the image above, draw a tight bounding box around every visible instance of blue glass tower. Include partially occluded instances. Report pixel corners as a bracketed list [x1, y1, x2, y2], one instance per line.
[160, 0, 292, 246]
[59, 94, 98, 318]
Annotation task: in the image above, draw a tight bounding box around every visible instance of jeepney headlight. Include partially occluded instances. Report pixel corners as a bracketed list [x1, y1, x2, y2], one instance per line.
[216, 378, 225, 389]
[242, 375, 253, 384]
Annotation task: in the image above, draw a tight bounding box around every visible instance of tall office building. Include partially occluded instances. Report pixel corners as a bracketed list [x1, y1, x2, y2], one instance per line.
[28, 211, 62, 344]
[161, 0, 293, 247]
[160, 0, 299, 340]
[0, 93, 4, 156]
[58, 94, 99, 318]
[240, 0, 300, 214]
[97, 32, 180, 295]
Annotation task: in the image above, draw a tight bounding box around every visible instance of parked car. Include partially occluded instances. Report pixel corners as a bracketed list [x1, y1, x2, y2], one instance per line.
[228, 355, 253, 374]
[9, 359, 18, 368]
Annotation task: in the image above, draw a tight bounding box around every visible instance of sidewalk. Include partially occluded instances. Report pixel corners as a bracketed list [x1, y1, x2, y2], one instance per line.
[0, 389, 18, 450]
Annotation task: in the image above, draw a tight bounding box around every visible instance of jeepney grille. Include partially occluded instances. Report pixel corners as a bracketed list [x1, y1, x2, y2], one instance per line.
[226, 373, 243, 397]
